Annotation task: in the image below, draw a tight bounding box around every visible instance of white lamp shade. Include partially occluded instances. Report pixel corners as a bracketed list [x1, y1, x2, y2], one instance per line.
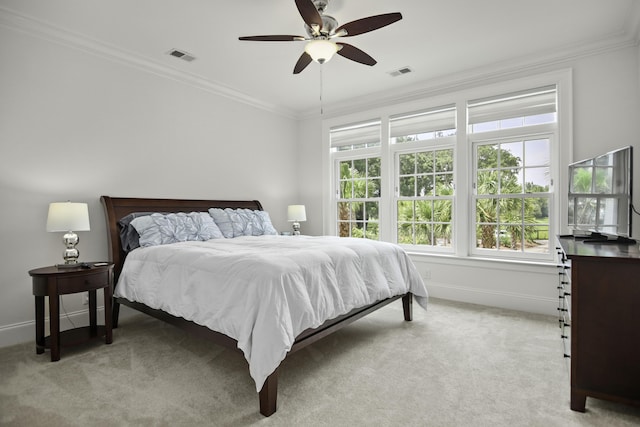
[304, 40, 338, 64]
[46, 202, 91, 232]
[287, 205, 307, 222]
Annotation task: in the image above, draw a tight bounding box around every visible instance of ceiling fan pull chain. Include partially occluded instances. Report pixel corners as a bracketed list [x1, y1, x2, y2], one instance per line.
[320, 65, 324, 115]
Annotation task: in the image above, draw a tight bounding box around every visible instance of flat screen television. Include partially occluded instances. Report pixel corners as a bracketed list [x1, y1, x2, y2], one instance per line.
[568, 145, 634, 242]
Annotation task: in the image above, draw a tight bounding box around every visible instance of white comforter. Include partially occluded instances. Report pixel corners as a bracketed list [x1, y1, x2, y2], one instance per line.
[115, 235, 428, 391]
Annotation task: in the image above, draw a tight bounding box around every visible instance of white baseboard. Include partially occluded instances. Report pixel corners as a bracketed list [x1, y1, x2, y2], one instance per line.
[0, 304, 142, 349]
[0, 307, 105, 349]
[1, 285, 556, 349]
[427, 281, 557, 316]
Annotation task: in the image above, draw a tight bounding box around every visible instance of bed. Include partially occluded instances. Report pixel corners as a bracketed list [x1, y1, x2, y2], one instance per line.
[101, 196, 428, 416]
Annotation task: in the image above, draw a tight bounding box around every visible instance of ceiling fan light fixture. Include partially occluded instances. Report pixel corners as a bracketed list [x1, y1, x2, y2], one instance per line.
[304, 39, 338, 64]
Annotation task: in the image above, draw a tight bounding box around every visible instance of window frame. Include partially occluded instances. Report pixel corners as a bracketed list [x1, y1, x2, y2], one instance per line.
[334, 150, 382, 239]
[323, 70, 572, 264]
[469, 127, 557, 260]
[392, 139, 457, 253]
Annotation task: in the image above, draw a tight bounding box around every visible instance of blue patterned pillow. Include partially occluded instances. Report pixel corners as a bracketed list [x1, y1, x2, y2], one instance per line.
[208, 208, 235, 238]
[131, 212, 224, 247]
[208, 208, 277, 238]
[252, 211, 278, 236]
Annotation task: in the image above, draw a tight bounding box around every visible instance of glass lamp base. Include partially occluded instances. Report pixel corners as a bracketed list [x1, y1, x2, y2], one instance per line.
[61, 231, 80, 265]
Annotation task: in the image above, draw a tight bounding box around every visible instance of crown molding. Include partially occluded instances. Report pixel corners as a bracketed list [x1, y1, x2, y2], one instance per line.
[303, 30, 639, 120]
[2, 5, 638, 123]
[627, 0, 640, 44]
[0, 6, 298, 120]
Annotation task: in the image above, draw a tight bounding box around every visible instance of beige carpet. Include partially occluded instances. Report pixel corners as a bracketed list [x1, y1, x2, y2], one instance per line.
[1, 298, 639, 426]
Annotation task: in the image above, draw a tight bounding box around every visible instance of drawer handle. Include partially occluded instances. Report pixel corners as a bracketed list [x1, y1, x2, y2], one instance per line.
[564, 354, 570, 358]
[557, 308, 568, 312]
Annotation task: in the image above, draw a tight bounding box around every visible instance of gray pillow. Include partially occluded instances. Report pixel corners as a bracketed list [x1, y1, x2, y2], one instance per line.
[118, 212, 154, 252]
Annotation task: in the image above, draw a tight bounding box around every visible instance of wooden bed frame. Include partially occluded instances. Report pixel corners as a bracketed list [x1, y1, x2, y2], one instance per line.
[101, 196, 414, 416]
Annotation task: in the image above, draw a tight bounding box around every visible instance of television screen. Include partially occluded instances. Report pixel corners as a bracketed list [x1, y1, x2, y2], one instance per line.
[568, 146, 633, 239]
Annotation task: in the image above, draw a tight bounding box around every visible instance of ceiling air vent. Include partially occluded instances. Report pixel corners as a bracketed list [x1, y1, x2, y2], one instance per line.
[389, 66, 413, 77]
[167, 49, 196, 62]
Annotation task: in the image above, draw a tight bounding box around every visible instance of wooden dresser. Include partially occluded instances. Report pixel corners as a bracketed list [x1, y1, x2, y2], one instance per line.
[556, 236, 640, 411]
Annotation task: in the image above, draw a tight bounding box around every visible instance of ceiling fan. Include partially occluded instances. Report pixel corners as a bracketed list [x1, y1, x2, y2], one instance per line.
[238, 0, 402, 74]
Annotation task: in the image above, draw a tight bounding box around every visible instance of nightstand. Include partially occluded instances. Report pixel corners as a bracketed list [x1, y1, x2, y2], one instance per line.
[28, 263, 114, 361]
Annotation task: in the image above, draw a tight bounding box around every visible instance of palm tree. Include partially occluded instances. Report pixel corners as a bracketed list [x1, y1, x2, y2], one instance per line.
[475, 145, 540, 249]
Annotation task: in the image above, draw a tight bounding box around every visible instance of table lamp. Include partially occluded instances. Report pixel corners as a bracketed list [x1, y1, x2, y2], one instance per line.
[46, 202, 90, 266]
[287, 205, 306, 236]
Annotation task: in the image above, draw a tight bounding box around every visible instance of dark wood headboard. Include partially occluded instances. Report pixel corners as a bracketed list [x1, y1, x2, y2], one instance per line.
[100, 196, 263, 281]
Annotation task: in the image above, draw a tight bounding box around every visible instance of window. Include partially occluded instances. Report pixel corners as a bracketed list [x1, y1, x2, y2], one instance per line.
[469, 86, 556, 257]
[390, 106, 457, 143]
[396, 148, 454, 246]
[326, 73, 567, 262]
[330, 120, 381, 152]
[337, 157, 381, 238]
[468, 85, 557, 133]
[473, 138, 552, 254]
[390, 106, 456, 249]
[331, 121, 381, 239]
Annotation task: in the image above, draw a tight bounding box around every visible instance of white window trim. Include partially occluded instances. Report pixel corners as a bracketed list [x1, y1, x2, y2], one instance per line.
[469, 126, 558, 261]
[323, 69, 573, 265]
[333, 149, 382, 238]
[391, 139, 457, 254]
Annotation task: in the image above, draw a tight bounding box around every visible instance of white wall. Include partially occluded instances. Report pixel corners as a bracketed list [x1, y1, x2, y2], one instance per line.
[296, 117, 324, 236]
[0, 24, 299, 346]
[298, 45, 640, 317]
[2, 14, 639, 348]
[572, 47, 640, 162]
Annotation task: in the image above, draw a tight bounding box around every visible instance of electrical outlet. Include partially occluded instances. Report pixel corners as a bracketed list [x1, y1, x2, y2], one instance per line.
[82, 293, 89, 305]
[424, 270, 431, 280]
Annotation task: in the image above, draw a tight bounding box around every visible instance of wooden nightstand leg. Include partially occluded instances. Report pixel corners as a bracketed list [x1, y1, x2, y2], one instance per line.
[88, 289, 97, 337]
[104, 285, 113, 344]
[48, 289, 60, 362]
[35, 296, 45, 354]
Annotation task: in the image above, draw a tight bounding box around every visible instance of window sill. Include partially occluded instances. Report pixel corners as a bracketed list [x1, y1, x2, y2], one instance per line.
[405, 250, 557, 272]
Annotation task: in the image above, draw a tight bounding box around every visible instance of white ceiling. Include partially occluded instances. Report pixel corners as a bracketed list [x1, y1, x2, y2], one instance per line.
[2, 0, 639, 117]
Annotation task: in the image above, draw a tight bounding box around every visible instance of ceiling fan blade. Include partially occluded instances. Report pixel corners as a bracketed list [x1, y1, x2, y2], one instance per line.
[239, 35, 305, 42]
[293, 51, 313, 74]
[336, 43, 376, 66]
[335, 12, 403, 37]
[295, 0, 322, 31]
